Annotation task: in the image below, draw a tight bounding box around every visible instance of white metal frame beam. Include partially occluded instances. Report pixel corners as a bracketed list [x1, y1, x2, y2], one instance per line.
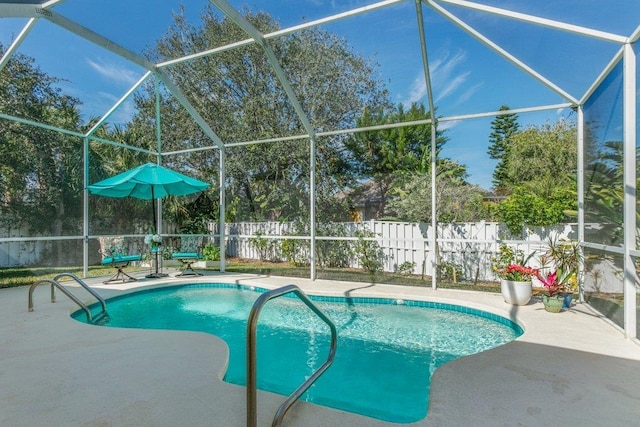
[207, 0, 315, 137]
[161, 102, 571, 156]
[0, 0, 65, 72]
[435, 0, 628, 44]
[159, 0, 404, 68]
[40, 9, 224, 150]
[425, 0, 579, 105]
[85, 71, 152, 138]
[0, 18, 37, 72]
[208, 0, 319, 277]
[414, 0, 439, 290]
[622, 43, 637, 338]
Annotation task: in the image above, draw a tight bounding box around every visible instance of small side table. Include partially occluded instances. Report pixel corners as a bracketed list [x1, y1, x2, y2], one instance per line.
[145, 246, 168, 279]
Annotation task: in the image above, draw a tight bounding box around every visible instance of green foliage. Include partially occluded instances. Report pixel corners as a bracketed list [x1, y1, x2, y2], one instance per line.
[396, 261, 416, 276]
[580, 140, 639, 245]
[538, 237, 582, 291]
[248, 229, 284, 262]
[490, 244, 536, 279]
[280, 221, 310, 267]
[133, 8, 389, 223]
[353, 229, 384, 274]
[494, 119, 578, 234]
[316, 222, 353, 268]
[498, 187, 574, 235]
[503, 119, 577, 194]
[202, 243, 221, 261]
[388, 171, 490, 222]
[280, 237, 306, 266]
[487, 105, 520, 193]
[343, 102, 448, 218]
[438, 261, 463, 282]
[176, 194, 217, 234]
[249, 231, 272, 262]
[0, 45, 84, 238]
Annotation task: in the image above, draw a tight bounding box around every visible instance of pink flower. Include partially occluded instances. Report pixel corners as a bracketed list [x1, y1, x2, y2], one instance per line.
[537, 271, 562, 296]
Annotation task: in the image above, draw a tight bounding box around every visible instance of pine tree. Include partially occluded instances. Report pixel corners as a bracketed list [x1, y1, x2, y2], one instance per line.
[488, 105, 520, 194]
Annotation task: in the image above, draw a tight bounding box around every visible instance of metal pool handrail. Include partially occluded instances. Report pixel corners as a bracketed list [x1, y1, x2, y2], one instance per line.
[246, 284, 338, 427]
[28, 272, 108, 323]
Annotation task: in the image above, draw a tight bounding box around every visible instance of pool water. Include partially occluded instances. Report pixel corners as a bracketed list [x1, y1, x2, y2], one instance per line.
[73, 284, 522, 423]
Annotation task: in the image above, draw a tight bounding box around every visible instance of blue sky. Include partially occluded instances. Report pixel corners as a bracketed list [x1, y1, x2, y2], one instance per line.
[1, 0, 638, 189]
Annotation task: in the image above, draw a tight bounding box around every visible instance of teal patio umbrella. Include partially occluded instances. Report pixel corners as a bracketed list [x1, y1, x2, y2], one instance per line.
[88, 162, 210, 233]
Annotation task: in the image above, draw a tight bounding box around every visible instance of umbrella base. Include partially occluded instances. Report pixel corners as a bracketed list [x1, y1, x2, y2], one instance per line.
[145, 272, 168, 279]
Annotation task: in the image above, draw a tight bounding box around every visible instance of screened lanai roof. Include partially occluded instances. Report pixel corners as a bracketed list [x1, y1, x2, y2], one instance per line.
[1, 0, 639, 187]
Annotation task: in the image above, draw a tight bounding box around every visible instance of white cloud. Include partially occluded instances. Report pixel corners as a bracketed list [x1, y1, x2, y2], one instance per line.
[406, 76, 427, 105]
[86, 58, 140, 87]
[452, 82, 483, 106]
[403, 49, 481, 108]
[437, 119, 460, 131]
[434, 72, 470, 103]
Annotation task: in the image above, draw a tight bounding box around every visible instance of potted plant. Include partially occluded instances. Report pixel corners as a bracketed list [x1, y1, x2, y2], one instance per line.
[492, 244, 539, 305]
[536, 270, 565, 313]
[538, 237, 582, 309]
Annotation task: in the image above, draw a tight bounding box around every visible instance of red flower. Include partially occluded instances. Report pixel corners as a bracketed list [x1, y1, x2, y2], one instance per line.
[499, 264, 539, 281]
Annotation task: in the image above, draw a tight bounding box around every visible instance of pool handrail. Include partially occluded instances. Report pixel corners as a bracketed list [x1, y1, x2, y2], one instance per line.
[28, 273, 108, 323]
[246, 284, 338, 427]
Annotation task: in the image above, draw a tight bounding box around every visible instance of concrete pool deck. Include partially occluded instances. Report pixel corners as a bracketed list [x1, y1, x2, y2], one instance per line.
[1, 271, 639, 426]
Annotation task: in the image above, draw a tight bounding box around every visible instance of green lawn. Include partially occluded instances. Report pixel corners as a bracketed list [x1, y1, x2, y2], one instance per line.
[1, 260, 501, 293]
[0, 266, 117, 288]
[223, 259, 502, 292]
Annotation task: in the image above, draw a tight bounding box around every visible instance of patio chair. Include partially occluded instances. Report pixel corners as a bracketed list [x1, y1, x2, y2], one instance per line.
[98, 236, 142, 283]
[171, 236, 204, 276]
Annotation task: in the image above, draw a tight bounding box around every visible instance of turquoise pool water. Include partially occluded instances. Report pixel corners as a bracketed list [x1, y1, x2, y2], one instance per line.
[73, 284, 522, 423]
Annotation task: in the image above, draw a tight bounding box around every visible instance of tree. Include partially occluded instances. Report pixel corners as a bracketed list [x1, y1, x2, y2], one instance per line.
[487, 105, 520, 194]
[343, 102, 447, 219]
[0, 45, 84, 242]
[127, 7, 389, 223]
[387, 168, 489, 223]
[496, 119, 577, 234]
[497, 187, 575, 235]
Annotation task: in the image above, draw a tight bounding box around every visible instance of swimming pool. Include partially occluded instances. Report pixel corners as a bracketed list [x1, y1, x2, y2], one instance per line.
[73, 283, 522, 423]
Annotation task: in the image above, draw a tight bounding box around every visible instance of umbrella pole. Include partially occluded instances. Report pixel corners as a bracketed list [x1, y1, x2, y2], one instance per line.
[152, 187, 157, 233]
[146, 187, 168, 279]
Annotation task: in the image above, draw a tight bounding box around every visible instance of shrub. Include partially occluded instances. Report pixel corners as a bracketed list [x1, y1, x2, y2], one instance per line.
[353, 229, 384, 274]
[202, 243, 220, 261]
[396, 261, 416, 276]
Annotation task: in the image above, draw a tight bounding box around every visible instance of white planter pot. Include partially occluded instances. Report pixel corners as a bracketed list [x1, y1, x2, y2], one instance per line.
[500, 279, 532, 305]
[192, 260, 220, 269]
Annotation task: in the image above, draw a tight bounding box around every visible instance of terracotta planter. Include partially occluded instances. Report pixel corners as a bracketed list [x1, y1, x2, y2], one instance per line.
[500, 279, 532, 305]
[542, 294, 564, 313]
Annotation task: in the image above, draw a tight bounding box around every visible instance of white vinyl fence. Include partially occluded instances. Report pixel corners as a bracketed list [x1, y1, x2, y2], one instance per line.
[4, 221, 626, 290]
[219, 220, 578, 282]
